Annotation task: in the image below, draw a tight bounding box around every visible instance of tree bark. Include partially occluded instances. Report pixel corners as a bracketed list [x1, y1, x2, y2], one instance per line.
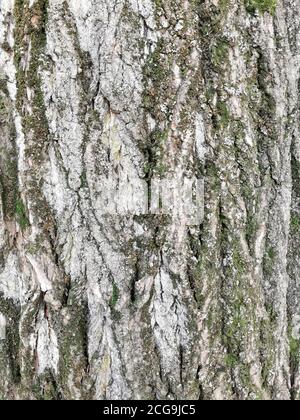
[0, 0, 300, 400]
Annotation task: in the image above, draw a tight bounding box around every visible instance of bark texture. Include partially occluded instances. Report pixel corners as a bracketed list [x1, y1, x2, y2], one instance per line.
[0, 0, 300, 400]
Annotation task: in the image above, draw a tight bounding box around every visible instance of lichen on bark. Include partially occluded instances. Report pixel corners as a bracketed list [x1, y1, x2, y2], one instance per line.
[0, 0, 300, 401]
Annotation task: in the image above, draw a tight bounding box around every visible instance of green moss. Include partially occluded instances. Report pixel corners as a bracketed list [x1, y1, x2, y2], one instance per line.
[13, 0, 56, 231]
[263, 246, 277, 276]
[80, 171, 88, 189]
[0, 296, 21, 389]
[0, 80, 9, 97]
[14, 0, 49, 149]
[212, 39, 229, 67]
[246, 0, 277, 14]
[291, 214, 300, 234]
[289, 324, 300, 374]
[246, 217, 258, 242]
[232, 247, 247, 276]
[290, 336, 300, 367]
[142, 37, 174, 124]
[223, 302, 249, 348]
[287, 323, 300, 400]
[0, 95, 7, 117]
[144, 40, 169, 86]
[224, 353, 239, 368]
[108, 281, 122, 324]
[29, 370, 60, 400]
[0, 94, 19, 221]
[154, 0, 163, 8]
[15, 199, 30, 230]
[291, 154, 300, 197]
[121, 0, 140, 30]
[110, 283, 120, 308]
[222, 286, 250, 355]
[215, 100, 230, 129]
[142, 128, 168, 180]
[267, 247, 276, 260]
[259, 313, 276, 389]
[219, 232, 262, 396]
[55, 296, 91, 399]
[219, 0, 230, 11]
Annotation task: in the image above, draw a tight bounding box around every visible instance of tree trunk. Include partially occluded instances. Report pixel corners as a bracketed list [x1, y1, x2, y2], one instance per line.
[0, 0, 300, 400]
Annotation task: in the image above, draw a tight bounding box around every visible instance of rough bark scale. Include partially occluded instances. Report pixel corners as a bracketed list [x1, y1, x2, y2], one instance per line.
[0, 0, 300, 400]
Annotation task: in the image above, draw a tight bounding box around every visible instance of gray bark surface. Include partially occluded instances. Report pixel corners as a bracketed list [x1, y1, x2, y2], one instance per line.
[0, 0, 300, 400]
